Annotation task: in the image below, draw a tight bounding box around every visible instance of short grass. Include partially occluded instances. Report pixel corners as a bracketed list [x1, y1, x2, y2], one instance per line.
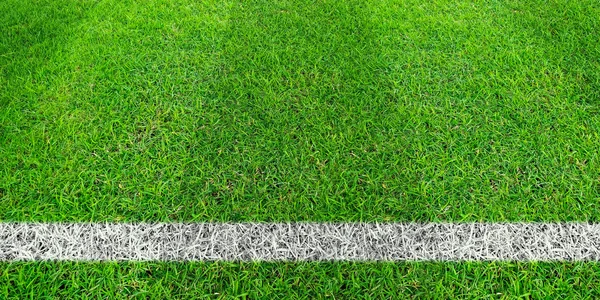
[2, 262, 600, 299]
[2, 0, 599, 222]
[1, 0, 600, 297]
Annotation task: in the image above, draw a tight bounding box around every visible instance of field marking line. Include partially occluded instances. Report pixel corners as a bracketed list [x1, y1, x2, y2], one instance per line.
[1, 223, 599, 261]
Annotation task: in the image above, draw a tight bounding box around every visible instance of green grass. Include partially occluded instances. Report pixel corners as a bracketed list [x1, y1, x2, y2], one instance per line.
[1, 0, 600, 297]
[1, 0, 598, 222]
[2, 262, 600, 299]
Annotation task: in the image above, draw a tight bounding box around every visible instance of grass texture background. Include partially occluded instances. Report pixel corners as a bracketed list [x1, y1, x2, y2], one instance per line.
[3, 262, 600, 299]
[1, 0, 599, 297]
[2, 0, 599, 223]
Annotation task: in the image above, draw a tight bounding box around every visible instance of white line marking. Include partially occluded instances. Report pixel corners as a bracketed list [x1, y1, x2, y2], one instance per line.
[1, 223, 599, 261]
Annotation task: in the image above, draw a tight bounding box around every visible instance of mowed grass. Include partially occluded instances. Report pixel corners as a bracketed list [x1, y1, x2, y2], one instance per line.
[1, 0, 599, 222]
[1, 0, 600, 298]
[2, 262, 600, 299]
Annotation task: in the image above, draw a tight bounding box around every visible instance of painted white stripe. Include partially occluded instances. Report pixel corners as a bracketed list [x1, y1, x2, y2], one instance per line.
[1, 223, 600, 261]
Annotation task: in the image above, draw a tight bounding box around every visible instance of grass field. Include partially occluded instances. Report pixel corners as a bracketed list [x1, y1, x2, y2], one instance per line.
[1, 0, 600, 297]
[3, 262, 600, 298]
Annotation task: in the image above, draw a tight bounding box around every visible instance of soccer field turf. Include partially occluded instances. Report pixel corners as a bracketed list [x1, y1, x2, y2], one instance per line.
[1, 0, 599, 297]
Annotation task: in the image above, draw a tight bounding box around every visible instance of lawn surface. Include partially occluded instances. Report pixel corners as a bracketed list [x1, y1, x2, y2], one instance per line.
[1, 0, 600, 297]
[2, 262, 600, 299]
[2, 0, 599, 222]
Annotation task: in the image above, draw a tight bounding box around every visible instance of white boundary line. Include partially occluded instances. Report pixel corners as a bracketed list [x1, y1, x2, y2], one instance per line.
[1, 223, 600, 261]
